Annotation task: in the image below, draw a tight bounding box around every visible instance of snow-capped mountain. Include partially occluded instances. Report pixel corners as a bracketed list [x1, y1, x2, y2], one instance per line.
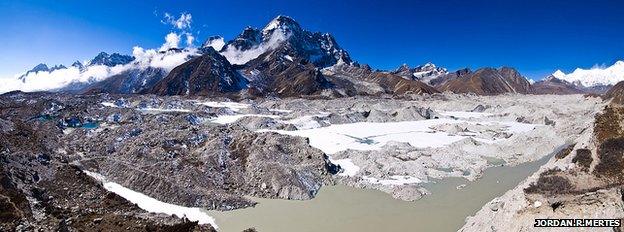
[550, 61, 624, 87]
[217, 15, 352, 67]
[157, 15, 434, 98]
[5, 14, 571, 98]
[390, 63, 448, 84]
[19, 52, 134, 82]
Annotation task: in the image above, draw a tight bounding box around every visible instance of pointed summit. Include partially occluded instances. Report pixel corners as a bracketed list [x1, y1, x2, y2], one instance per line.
[30, 63, 49, 72]
[397, 63, 410, 72]
[391, 62, 448, 82]
[262, 15, 302, 35]
[221, 15, 351, 67]
[552, 70, 566, 79]
[71, 61, 84, 69]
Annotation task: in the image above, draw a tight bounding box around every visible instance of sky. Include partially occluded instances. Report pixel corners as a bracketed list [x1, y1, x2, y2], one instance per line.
[1, 0, 623, 80]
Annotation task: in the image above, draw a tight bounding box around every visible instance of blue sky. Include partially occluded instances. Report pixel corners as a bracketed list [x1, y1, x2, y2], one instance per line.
[1, 0, 623, 80]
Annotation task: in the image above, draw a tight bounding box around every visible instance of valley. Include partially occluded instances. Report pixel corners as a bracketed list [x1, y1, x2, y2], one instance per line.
[1, 10, 624, 232]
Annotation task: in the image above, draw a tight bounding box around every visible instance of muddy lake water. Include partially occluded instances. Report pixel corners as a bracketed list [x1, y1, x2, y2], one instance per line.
[207, 153, 552, 232]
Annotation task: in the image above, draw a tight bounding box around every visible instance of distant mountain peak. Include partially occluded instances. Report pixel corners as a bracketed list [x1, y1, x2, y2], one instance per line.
[31, 63, 49, 72]
[18, 63, 67, 81]
[71, 61, 84, 69]
[552, 69, 565, 79]
[391, 62, 448, 83]
[89, 52, 134, 67]
[548, 60, 624, 87]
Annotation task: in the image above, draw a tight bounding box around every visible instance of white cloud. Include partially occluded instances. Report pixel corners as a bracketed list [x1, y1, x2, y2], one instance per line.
[220, 31, 288, 65]
[162, 12, 192, 30]
[160, 32, 181, 51]
[203, 37, 225, 51]
[0, 10, 206, 94]
[0, 64, 125, 93]
[185, 33, 195, 47]
[133, 45, 198, 71]
[0, 33, 200, 94]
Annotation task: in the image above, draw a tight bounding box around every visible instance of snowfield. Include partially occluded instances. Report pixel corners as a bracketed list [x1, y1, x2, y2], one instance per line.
[209, 114, 281, 124]
[259, 118, 538, 155]
[196, 101, 250, 112]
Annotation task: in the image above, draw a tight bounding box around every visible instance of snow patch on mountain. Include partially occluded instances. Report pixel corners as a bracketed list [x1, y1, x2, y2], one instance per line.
[83, 170, 217, 228]
[552, 61, 624, 87]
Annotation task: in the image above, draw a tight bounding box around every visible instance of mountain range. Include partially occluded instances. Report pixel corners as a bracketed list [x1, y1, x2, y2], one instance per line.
[8, 15, 624, 97]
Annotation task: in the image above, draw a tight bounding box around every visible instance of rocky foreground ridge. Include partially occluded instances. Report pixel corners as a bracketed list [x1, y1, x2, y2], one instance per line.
[460, 81, 624, 232]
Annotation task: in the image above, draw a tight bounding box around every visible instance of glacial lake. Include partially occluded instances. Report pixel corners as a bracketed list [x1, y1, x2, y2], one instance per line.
[207, 153, 552, 232]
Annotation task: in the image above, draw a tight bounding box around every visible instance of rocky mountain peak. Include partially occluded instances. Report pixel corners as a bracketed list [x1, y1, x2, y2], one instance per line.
[397, 63, 410, 71]
[19, 63, 67, 81]
[262, 15, 302, 36]
[30, 63, 49, 72]
[422, 62, 436, 68]
[391, 62, 448, 82]
[222, 15, 352, 68]
[71, 61, 84, 69]
[89, 52, 134, 67]
[226, 27, 263, 51]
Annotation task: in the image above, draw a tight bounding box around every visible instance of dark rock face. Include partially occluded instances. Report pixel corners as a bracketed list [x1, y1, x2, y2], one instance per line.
[89, 52, 135, 67]
[240, 47, 333, 97]
[605, 81, 624, 105]
[224, 27, 263, 51]
[439, 67, 532, 95]
[429, 68, 471, 87]
[532, 76, 585, 95]
[151, 48, 248, 96]
[323, 64, 439, 96]
[85, 67, 168, 94]
[225, 15, 352, 68]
